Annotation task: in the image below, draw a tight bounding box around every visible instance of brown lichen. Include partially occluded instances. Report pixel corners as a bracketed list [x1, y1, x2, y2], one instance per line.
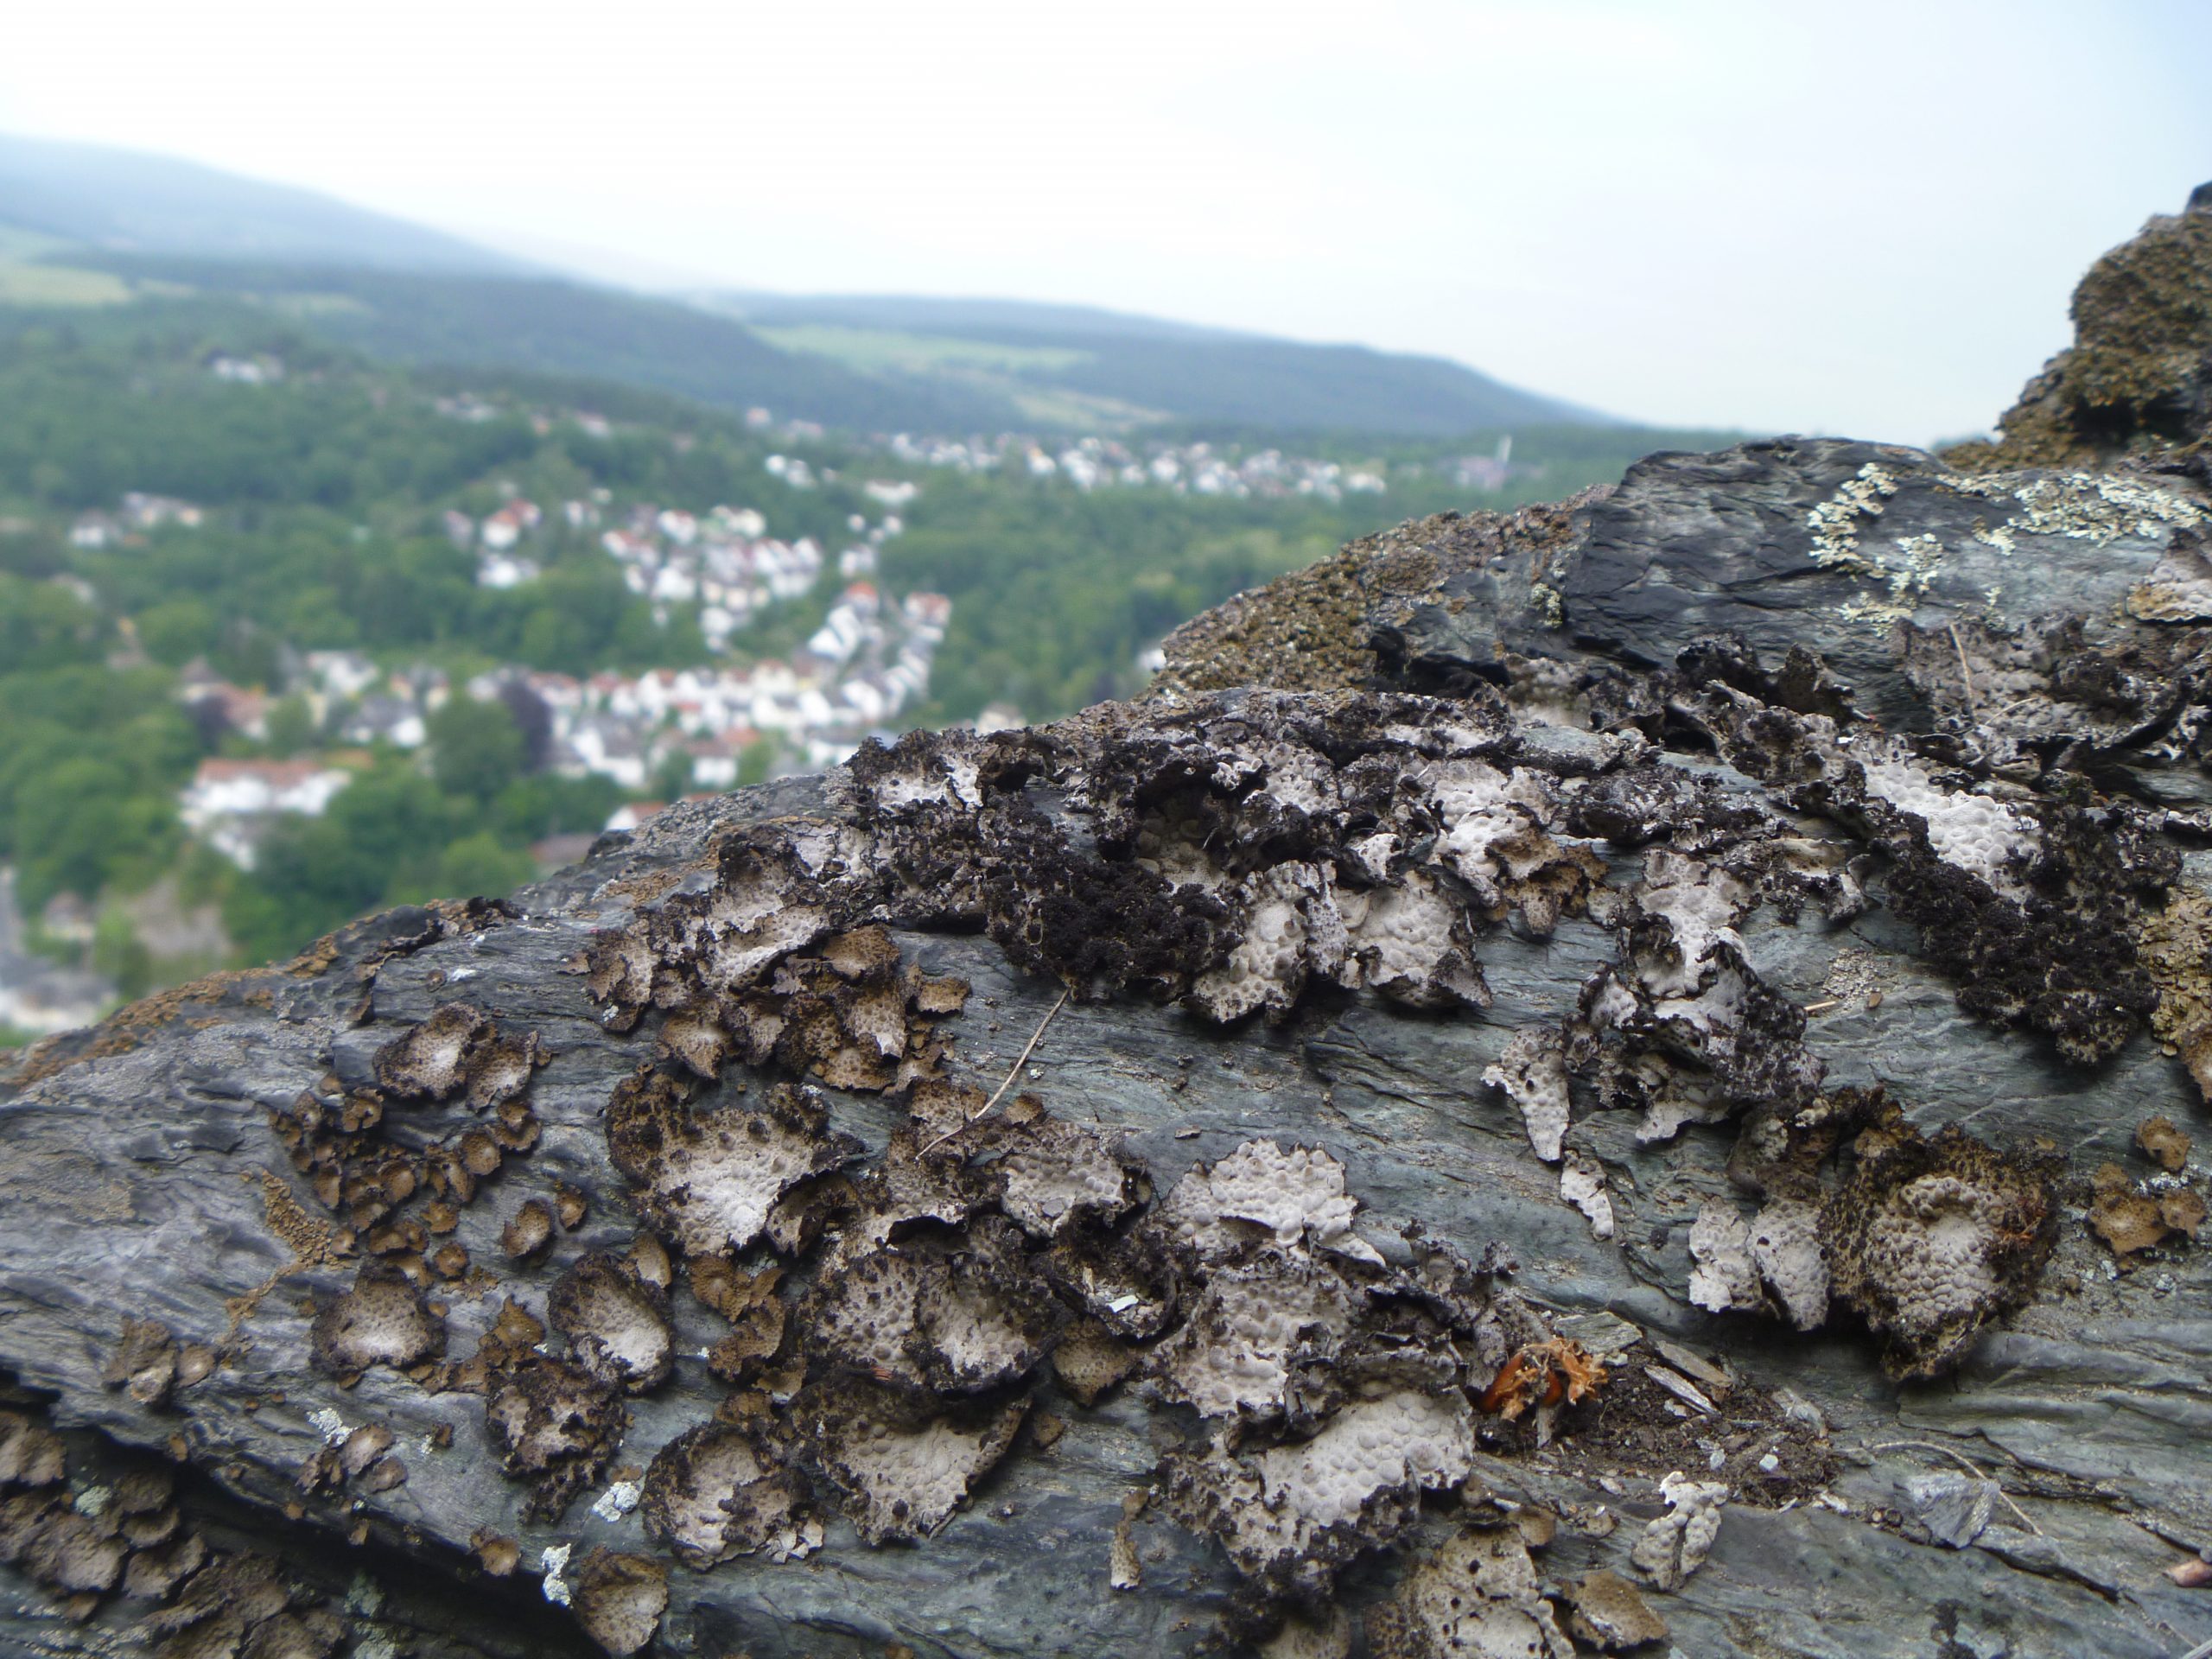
[501, 1197, 555, 1260]
[1564, 1567, 1670, 1651]
[2089, 1161, 2204, 1256]
[102, 1319, 179, 1408]
[308, 1262, 446, 1377]
[550, 1254, 674, 1395]
[1823, 1111, 2058, 1380]
[482, 1359, 630, 1520]
[569, 1548, 668, 1656]
[2139, 884, 2212, 1103]
[641, 1419, 818, 1566]
[2138, 1115, 2194, 1173]
[1948, 185, 2212, 472]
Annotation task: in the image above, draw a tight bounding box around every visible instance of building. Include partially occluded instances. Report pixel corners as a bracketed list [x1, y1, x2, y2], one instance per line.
[179, 759, 353, 869]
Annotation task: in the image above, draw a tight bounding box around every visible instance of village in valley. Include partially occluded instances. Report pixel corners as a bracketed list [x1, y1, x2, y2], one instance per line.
[1, 364, 1532, 1037]
[82, 387, 1514, 893]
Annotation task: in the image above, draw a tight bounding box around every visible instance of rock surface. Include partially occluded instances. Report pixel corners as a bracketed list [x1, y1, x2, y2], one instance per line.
[5, 193, 2212, 1659]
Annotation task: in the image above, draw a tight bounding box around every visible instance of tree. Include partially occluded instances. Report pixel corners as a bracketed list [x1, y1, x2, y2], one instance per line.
[262, 696, 317, 758]
[11, 757, 139, 909]
[134, 598, 220, 668]
[426, 696, 526, 804]
[432, 830, 537, 902]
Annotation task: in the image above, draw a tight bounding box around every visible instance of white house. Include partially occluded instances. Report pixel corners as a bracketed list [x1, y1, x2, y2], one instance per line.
[179, 759, 353, 869]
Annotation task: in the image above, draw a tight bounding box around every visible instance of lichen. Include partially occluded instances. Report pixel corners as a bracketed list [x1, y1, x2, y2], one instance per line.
[568, 1548, 667, 1656]
[642, 1419, 819, 1566]
[797, 1381, 1027, 1543]
[607, 1070, 861, 1257]
[1163, 1386, 1476, 1600]
[309, 1262, 445, 1378]
[550, 1254, 674, 1395]
[1628, 1472, 1728, 1592]
[1365, 1525, 1575, 1659]
[482, 1359, 631, 1521]
[1823, 1110, 2058, 1380]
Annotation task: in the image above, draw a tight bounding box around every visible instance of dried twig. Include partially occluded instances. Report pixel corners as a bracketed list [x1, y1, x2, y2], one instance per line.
[921, 990, 1069, 1154]
[1948, 622, 1978, 719]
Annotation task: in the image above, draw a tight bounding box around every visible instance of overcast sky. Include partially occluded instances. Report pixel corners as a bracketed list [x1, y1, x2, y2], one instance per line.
[3, 0, 2207, 440]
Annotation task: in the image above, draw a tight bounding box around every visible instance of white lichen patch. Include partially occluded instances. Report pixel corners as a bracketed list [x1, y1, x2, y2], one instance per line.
[590, 1480, 641, 1522]
[539, 1541, 573, 1606]
[1834, 532, 1949, 625]
[1804, 461, 1901, 570]
[1484, 1029, 1571, 1163]
[1942, 467, 2204, 541]
[608, 1078, 860, 1258]
[689, 873, 834, 996]
[1687, 1202, 1764, 1316]
[1173, 1389, 1475, 1587]
[310, 1262, 445, 1375]
[1630, 1472, 1728, 1591]
[816, 1400, 1027, 1543]
[1191, 863, 1339, 1022]
[1160, 1141, 1382, 1267]
[550, 1256, 672, 1395]
[1369, 1527, 1575, 1659]
[1153, 1256, 1360, 1419]
[1427, 763, 1549, 891]
[1338, 870, 1491, 1011]
[807, 1226, 1055, 1395]
[308, 1408, 353, 1447]
[993, 1116, 1141, 1240]
[1859, 756, 2036, 896]
[1559, 1152, 1615, 1240]
[1633, 851, 1750, 998]
[1748, 1195, 1829, 1330]
[641, 1421, 818, 1567]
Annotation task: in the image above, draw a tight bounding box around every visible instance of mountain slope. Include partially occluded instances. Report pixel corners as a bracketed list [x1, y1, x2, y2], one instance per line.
[0, 132, 1611, 436]
[63, 257, 1014, 434]
[715, 290, 1603, 435]
[0, 132, 525, 273]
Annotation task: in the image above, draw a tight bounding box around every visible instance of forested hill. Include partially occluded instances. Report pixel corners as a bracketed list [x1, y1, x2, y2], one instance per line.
[63, 259, 1009, 435]
[0, 133, 1609, 437]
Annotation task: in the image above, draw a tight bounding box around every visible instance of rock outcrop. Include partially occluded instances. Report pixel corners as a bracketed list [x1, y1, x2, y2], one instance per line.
[4, 189, 2212, 1659]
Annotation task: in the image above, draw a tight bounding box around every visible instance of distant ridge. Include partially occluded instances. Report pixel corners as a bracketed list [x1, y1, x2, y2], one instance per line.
[0, 132, 529, 274]
[708, 291, 1244, 342]
[0, 131, 1612, 436]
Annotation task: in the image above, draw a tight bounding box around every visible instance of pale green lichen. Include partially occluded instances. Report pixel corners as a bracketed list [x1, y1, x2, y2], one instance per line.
[1835, 532, 1948, 625]
[1937, 467, 2204, 541]
[1804, 461, 1902, 575]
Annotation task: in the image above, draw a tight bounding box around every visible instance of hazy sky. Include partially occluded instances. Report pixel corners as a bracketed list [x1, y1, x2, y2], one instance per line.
[4, 0, 2208, 439]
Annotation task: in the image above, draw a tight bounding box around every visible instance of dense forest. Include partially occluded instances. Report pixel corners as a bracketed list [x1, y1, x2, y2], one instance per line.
[0, 294, 1733, 1023]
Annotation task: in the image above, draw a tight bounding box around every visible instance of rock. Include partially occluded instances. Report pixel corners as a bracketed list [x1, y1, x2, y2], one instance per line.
[4, 194, 2212, 1659]
[1948, 182, 2212, 474]
[1902, 1472, 2000, 1548]
[1565, 1567, 1669, 1649]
